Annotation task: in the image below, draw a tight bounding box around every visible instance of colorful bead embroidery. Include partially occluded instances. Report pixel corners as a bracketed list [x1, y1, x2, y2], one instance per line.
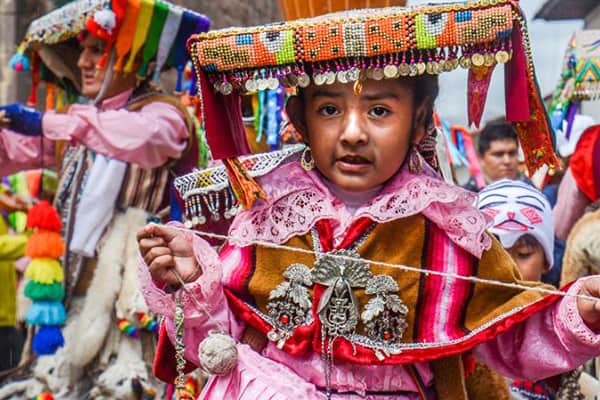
[189, 1, 514, 94]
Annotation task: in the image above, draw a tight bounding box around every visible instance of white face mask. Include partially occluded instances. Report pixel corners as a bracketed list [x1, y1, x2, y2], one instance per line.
[477, 179, 554, 269]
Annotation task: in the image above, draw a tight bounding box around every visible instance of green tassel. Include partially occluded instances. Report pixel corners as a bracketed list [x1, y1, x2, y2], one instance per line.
[193, 115, 211, 168]
[25, 280, 64, 301]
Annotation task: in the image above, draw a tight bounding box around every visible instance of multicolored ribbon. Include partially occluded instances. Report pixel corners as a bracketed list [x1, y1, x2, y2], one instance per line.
[114, 0, 141, 72]
[151, 5, 183, 86]
[137, 0, 169, 79]
[124, 0, 155, 73]
[169, 10, 202, 93]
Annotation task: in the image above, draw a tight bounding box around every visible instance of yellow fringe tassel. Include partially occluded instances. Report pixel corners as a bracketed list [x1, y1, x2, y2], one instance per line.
[25, 258, 64, 284]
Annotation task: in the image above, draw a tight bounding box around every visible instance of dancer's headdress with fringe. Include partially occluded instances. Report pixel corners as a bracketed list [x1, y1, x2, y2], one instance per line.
[175, 0, 558, 225]
[10, 0, 210, 107]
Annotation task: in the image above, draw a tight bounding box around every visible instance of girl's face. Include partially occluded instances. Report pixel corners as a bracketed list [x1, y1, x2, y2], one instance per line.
[288, 78, 426, 192]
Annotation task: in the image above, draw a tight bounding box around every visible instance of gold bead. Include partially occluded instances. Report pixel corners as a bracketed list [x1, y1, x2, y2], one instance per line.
[471, 53, 484, 67]
[495, 50, 510, 64]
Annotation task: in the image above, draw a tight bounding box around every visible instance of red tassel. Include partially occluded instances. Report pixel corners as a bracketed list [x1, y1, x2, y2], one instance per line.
[462, 353, 476, 378]
[96, 50, 109, 70]
[27, 53, 40, 107]
[85, 16, 112, 41]
[26, 201, 62, 232]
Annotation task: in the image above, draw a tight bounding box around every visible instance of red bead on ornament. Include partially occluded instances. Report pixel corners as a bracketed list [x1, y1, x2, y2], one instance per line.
[280, 314, 290, 324]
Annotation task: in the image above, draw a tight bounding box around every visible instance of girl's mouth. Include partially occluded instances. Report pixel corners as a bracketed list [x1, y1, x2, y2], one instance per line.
[336, 155, 372, 172]
[338, 155, 370, 164]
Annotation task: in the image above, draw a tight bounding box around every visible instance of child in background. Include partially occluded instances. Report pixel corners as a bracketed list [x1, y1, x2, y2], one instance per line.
[478, 179, 554, 282]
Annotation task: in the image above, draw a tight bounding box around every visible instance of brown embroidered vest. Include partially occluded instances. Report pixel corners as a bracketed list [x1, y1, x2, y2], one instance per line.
[224, 216, 560, 398]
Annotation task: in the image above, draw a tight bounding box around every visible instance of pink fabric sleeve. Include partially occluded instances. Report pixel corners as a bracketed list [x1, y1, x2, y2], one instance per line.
[553, 168, 590, 240]
[43, 101, 189, 169]
[137, 226, 241, 365]
[0, 128, 55, 176]
[473, 278, 600, 380]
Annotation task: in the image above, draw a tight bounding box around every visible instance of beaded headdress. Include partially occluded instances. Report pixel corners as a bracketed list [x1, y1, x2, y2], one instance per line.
[187, 0, 557, 176]
[550, 30, 600, 140]
[10, 0, 210, 107]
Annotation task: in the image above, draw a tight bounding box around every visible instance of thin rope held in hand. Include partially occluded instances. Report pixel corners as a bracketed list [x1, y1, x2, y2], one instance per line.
[157, 223, 600, 304]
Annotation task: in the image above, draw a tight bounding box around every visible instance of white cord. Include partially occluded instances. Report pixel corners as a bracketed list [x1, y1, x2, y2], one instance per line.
[157, 223, 600, 304]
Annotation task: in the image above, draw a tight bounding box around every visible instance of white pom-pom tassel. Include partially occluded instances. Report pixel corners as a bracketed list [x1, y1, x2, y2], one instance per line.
[93, 9, 116, 34]
[197, 332, 238, 375]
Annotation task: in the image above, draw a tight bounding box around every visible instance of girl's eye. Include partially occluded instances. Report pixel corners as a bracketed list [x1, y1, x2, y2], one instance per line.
[517, 252, 533, 259]
[369, 106, 389, 117]
[318, 105, 339, 116]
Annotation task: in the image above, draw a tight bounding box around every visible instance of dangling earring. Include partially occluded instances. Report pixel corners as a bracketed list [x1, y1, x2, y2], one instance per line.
[407, 145, 423, 174]
[301, 146, 315, 171]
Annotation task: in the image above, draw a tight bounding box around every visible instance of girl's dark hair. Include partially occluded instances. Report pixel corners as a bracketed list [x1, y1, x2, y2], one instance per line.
[413, 74, 439, 131]
[513, 234, 542, 249]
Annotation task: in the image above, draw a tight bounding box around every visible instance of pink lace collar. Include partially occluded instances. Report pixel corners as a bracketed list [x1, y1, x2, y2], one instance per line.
[229, 161, 491, 258]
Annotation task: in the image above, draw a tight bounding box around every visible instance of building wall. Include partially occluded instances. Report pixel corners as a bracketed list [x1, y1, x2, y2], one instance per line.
[584, 4, 600, 28]
[182, 0, 282, 29]
[0, 0, 21, 105]
[0, 0, 53, 105]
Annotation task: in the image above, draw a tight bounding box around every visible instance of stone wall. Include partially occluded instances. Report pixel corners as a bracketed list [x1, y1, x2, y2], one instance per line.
[584, 4, 600, 28]
[0, 0, 53, 104]
[0, 0, 20, 104]
[180, 0, 282, 29]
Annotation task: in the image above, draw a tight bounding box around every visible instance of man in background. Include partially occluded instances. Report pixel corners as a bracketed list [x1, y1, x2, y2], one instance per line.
[463, 121, 529, 192]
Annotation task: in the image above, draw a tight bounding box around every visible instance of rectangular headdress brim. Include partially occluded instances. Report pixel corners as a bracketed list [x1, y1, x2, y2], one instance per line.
[187, 0, 559, 174]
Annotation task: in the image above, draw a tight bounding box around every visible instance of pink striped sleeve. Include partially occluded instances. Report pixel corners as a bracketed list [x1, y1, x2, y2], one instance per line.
[43, 101, 189, 169]
[137, 225, 245, 365]
[0, 128, 55, 176]
[473, 278, 600, 380]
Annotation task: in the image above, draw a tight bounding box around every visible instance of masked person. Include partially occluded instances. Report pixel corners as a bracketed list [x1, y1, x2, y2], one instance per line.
[0, 0, 209, 397]
[137, 2, 600, 399]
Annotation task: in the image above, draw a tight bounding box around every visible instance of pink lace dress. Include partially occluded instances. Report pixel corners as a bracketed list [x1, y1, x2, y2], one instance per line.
[139, 161, 600, 399]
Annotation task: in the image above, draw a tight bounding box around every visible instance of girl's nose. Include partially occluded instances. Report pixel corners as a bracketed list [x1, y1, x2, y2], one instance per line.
[340, 110, 368, 146]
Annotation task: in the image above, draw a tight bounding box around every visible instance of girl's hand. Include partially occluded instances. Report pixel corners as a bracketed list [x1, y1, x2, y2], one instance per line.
[137, 224, 199, 287]
[577, 277, 600, 331]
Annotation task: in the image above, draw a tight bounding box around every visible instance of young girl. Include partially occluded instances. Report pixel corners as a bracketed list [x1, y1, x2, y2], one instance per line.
[138, 2, 600, 399]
